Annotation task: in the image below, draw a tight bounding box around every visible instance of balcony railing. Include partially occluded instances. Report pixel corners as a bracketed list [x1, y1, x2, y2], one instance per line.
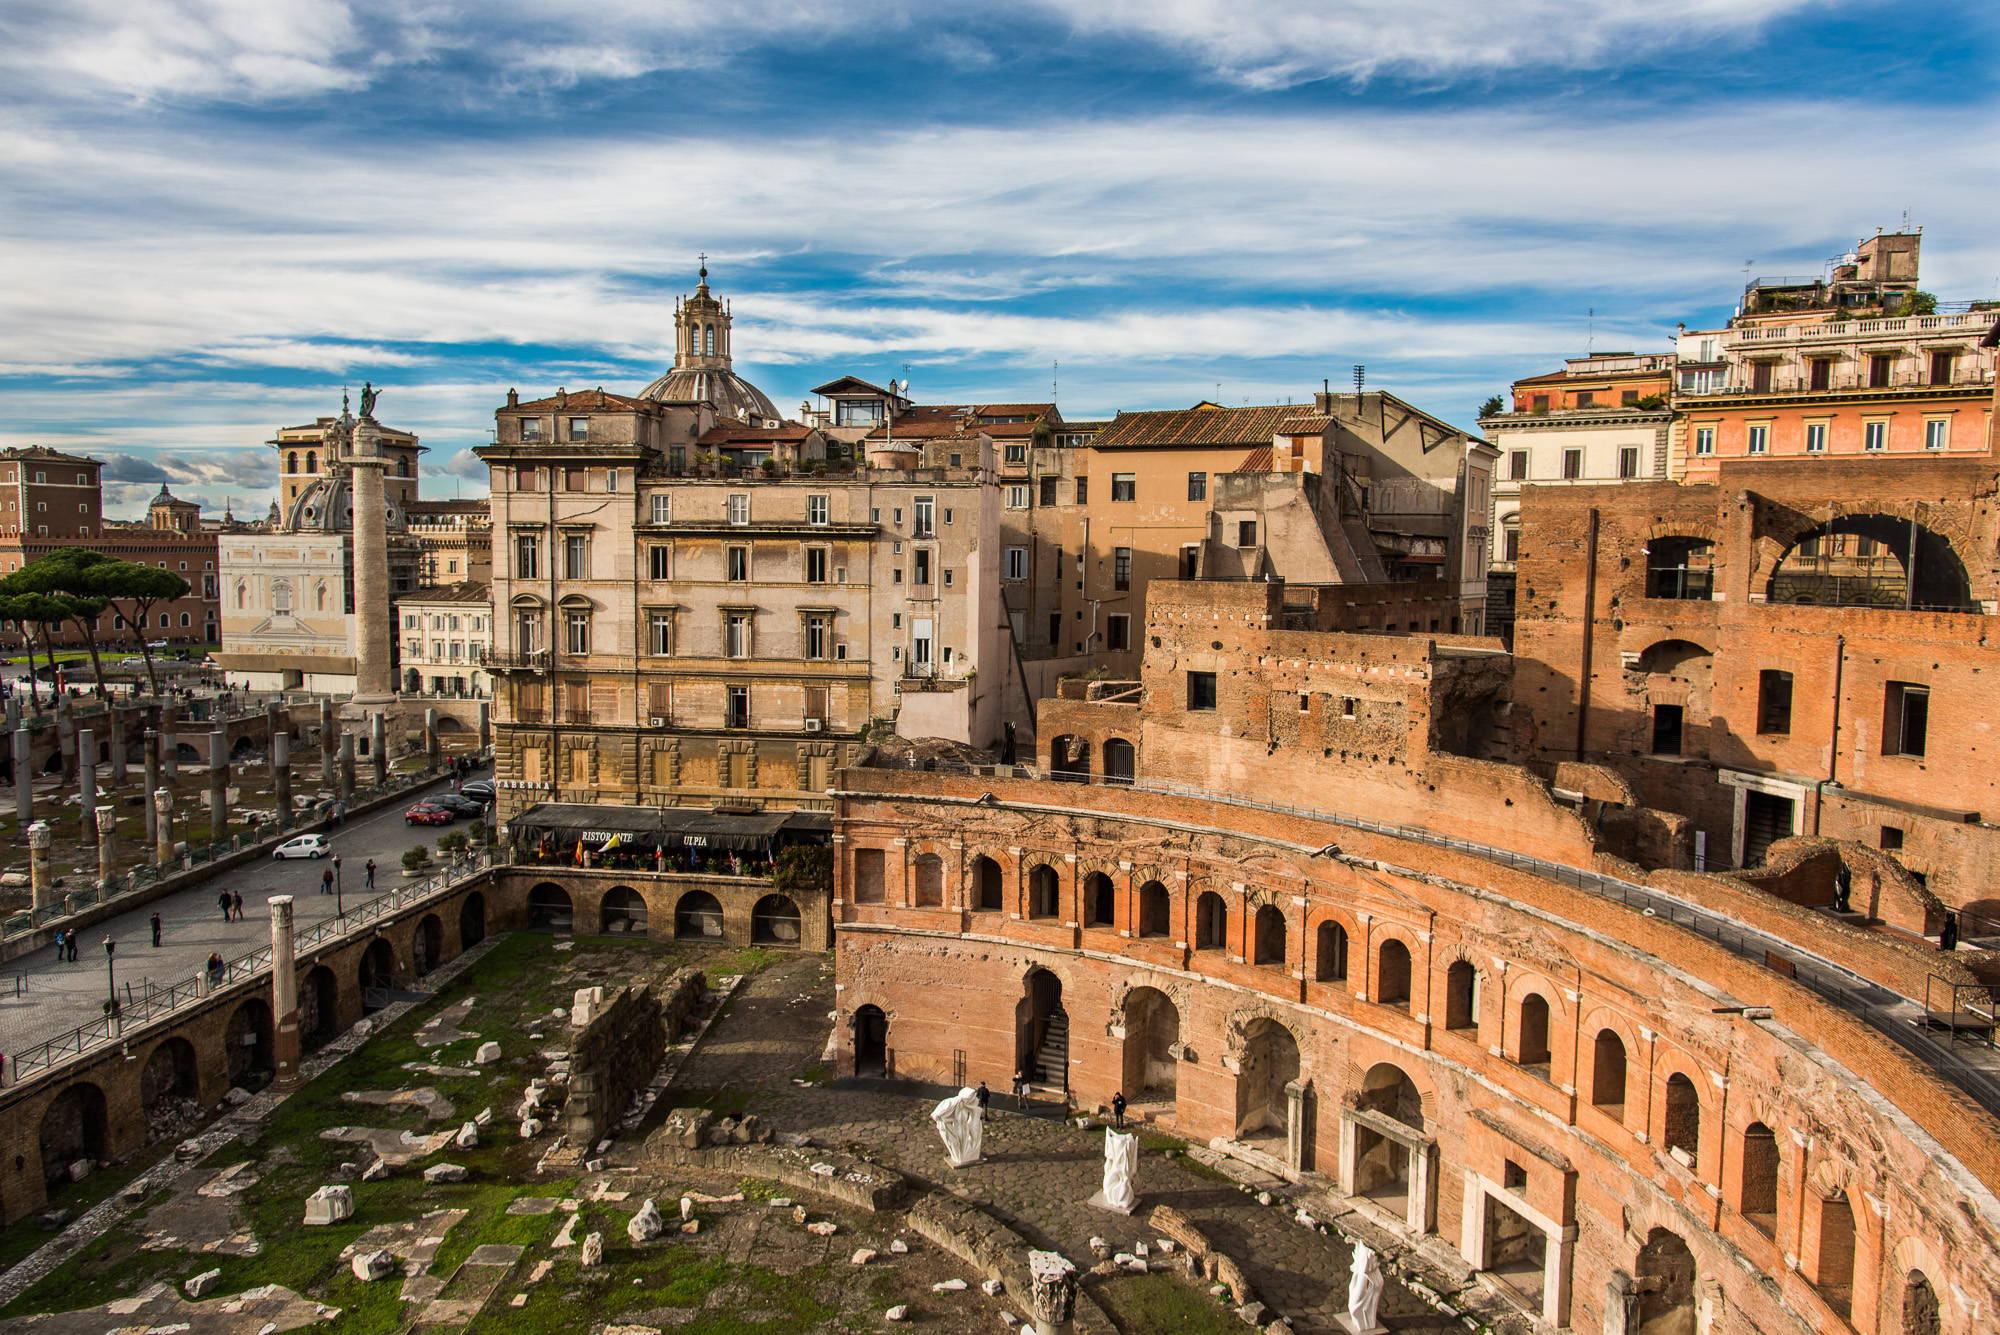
[1728, 312, 1992, 344]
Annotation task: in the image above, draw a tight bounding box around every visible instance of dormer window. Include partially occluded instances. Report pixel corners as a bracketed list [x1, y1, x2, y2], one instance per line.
[520, 418, 542, 441]
[568, 417, 589, 442]
[835, 399, 884, 427]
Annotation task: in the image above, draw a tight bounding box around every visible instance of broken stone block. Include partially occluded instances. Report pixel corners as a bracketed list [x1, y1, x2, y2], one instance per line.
[553, 1214, 581, 1248]
[1001, 1314, 1019, 1328]
[474, 1042, 502, 1065]
[225, 1087, 253, 1106]
[1255, 1191, 1272, 1206]
[67, 1160, 92, 1183]
[184, 1268, 222, 1298]
[1158, 1240, 1177, 1254]
[1125, 1258, 1148, 1273]
[933, 1279, 967, 1292]
[627, 1198, 664, 1242]
[1235, 1303, 1268, 1327]
[889, 1239, 908, 1254]
[361, 1160, 390, 1182]
[584, 1158, 605, 1173]
[303, 1185, 354, 1225]
[474, 1107, 494, 1127]
[580, 1232, 604, 1266]
[982, 1279, 1004, 1296]
[36, 1209, 69, 1232]
[792, 1205, 808, 1224]
[455, 1123, 479, 1149]
[351, 1250, 395, 1282]
[806, 1221, 838, 1237]
[768, 1198, 792, 1209]
[424, 1164, 469, 1184]
[175, 1140, 204, 1162]
[851, 1248, 877, 1266]
[678, 1221, 699, 1235]
[519, 1118, 543, 1139]
[679, 1196, 693, 1221]
[1089, 1237, 1109, 1258]
[1135, 1242, 1150, 1257]
[885, 1306, 909, 1322]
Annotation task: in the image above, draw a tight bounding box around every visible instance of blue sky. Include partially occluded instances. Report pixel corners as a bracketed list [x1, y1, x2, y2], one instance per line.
[1, 0, 1994, 518]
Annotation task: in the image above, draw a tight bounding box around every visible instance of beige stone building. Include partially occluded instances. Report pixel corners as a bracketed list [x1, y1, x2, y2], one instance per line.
[408, 498, 492, 586]
[218, 402, 425, 692]
[398, 582, 493, 697]
[478, 273, 1030, 827]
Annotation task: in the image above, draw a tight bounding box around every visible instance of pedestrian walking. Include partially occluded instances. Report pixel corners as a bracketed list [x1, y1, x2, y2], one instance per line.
[976, 1081, 991, 1120]
[52, 929, 65, 964]
[1014, 1068, 1031, 1110]
[321, 865, 334, 895]
[218, 890, 232, 922]
[68, 932, 79, 962]
[150, 913, 162, 947]
[231, 890, 243, 921]
[365, 859, 376, 889]
[1111, 1091, 1127, 1129]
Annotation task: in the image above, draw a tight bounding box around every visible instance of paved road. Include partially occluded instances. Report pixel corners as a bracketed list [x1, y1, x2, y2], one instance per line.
[0, 768, 485, 1059]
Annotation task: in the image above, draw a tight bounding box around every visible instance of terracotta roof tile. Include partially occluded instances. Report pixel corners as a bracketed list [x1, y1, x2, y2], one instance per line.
[1090, 405, 1307, 449]
[1229, 446, 1275, 473]
[512, 388, 650, 411]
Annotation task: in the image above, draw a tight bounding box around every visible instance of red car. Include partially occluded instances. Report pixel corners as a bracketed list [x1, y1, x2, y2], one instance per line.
[405, 803, 456, 826]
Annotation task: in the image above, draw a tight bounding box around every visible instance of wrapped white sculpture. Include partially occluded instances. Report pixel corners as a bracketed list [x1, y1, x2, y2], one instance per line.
[1089, 1128, 1138, 1214]
[1338, 1241, 1387, 1334]
[930, 1086, 984, 1167]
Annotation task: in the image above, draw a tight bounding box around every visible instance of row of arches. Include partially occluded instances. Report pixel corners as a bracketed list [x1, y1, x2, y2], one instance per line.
[1046, 734, 1136, 784]
[1645, 513, 1976, 611]
[525, 882, 802, 944]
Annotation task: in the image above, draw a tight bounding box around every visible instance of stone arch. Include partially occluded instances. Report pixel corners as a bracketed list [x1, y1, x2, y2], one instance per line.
[1017, 967, 1067, 1091]
[1888, 1236, 1947, 1335]
[1898, 1272, 1940, 1335]
[1193, 889, 1227, 950]
[1233, 1014, 1300, 1141]
[300, 964, 338, 1048]
[1136, 879, 1171, 937]
[1082, 870, 1115, 928]
[752, 894, 801, 944]
[1812, 1185, 1859, 1320]
[852, 1003, 889, 1076]
[138, 1037, 200, 1135]
[599, 887, 647, 935]
[970, 854, 1005, 912]
[1375, 935, 1412, 1005]
[1026, 862, 1062, 919]
[1049, 734, 1089, 782]
[458, 891, 486, 947]
[1758, 509, 1977, 611]
[1517, 993, 1552, 1070]
[38, 1083, 108, 1190]
[1634, 1227, 1696, 1335]
[411, 913, 444, 974]
[1252, 903, 1287, 968]
[1739, 1121, 1781, 1235]
[1661, 1069, 1702, 1172]
[1441, 955, 1481, 1032]
[1643, 530, 1718, 600]
[1311, 909, 1354, 982]
[527, 881, 572, 931]
[675, 889, 724, 939]
[1590, 1027, 1630, 1122]
[1121, 985, 1179, 1105]
[226, 997, 274, 1086]
[359, 937, 394, 1008]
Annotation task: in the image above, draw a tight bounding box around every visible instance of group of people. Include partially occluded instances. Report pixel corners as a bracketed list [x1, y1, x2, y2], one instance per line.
[984, 1073, 1130, 1126]
[217, 889, 245, 921]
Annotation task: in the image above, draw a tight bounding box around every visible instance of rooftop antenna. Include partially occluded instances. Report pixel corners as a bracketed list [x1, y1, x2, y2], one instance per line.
[1352, 365, 1365, 396]
[1052, 359, 1058, 401]
[1587, 307, 1594, 355]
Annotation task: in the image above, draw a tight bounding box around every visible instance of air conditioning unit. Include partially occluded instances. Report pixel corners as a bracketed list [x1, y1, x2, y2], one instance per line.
[804, 719, 823, 733]
[649, 716, 666, 728]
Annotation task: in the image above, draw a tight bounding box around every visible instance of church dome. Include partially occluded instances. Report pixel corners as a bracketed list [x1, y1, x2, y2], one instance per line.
[636, 264, 780, 423]
[284, 475, 408, 535]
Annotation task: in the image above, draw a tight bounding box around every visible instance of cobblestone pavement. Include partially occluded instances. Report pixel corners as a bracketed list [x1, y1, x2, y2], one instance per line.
[670, 954, 1522, 1334]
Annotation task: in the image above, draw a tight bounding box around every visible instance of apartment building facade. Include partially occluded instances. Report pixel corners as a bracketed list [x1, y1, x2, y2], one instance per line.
[398, 581, 492, 697]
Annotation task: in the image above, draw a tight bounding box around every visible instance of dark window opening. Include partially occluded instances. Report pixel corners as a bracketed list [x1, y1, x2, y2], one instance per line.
[1188, 671, 1217, 711]
[1885, 682, 1929, 757]
[1652, 704, 1683, 756]
[1645, 537, 1714, 600]
[1758, 670, 1794, 735]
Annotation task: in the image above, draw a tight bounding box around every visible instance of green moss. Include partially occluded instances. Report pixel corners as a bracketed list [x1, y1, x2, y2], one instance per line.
[1095, 1272, 1246, 1335]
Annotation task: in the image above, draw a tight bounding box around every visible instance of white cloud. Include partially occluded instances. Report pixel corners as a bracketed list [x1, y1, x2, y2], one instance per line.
[0, 0, 1826, 102]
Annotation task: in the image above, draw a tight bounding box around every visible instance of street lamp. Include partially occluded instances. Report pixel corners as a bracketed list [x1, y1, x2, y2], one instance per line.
[334, 855, 344, 920]
[102, 937, 119, 1020]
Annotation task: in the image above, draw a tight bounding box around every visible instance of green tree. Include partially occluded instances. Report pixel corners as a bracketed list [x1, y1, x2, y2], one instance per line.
[1479, 394, 1506, 418]
[0, 592, 71, 708]
[90, 562, 191, 697]
[4, 549, 116, 695]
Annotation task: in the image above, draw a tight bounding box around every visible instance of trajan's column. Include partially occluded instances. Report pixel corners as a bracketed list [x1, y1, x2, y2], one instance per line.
[349, 386, 395, 704]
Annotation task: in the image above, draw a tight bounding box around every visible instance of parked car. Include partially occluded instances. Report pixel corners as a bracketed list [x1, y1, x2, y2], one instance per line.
[273, 834, 330, 860]
[405, 803, 455, 826]
[433, 793, 486, 817]
[118, 657, 146, 668]
[459, 780, 495, 803]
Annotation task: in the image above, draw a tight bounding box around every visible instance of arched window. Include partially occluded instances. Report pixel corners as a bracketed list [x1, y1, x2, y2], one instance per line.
[1517, 993, 1551, 1069]
[314, 583, 327, 612]
[286, 452, 298, 474]
[1028, 864, 1060, 919]
[1740, 1123, 1779, 1234]
[1193, 891, 1226, 950]
[1444, 960, 1478, 1031]
[1769, 515, 1975, 612]
[1815, 1191, 1856, 1319]
[1083, 872, 1114, 927]
[234, 582, 246, 610]
[1591, 1029, 1627, 1119]
[1137, 881, 1170, 937]
[306, 450, 316, 473]
[1646, 537, 1715, 599]
[1252, 904, 1286, 968]
[1315, 921, 1348, 981]
[1663, 1072, 1700, 1169]
[705, 324, 716, 356]
[972, 856, 1003, 912]
[1903, 1271, 1940, 1335]
[1102, 737, 1135, 784]
[1376, 939, 1411, 1005]
[397, 455, 411, 477]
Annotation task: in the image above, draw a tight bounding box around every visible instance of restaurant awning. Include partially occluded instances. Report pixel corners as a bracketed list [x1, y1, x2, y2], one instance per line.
[512, 803, 823, 852]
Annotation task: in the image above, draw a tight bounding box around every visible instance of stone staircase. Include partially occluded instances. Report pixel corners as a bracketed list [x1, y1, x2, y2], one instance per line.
[1034, 1010, 1070, 1089]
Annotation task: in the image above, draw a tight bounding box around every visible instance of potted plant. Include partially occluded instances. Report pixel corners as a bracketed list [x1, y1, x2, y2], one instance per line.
[400, 844, 433, 878]
[759, 457, 778, 478]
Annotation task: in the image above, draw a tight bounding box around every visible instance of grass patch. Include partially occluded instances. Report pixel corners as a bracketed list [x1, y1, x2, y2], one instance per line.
[0, 1138, 179, 1278]
[1095, 1271, 1244, 1335]
[666, 1089, 752, 1117]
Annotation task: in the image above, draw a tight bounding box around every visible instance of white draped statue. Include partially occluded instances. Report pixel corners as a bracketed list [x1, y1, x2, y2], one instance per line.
[930, 1086, 984, 1167]
[1346, 1241, 1385, 1331]
[1100, 1128, 1138, 1213]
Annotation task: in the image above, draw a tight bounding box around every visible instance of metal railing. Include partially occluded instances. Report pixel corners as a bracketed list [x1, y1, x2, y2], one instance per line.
[872, 763, 2000, 1117]
[6, 849, 496, 1082]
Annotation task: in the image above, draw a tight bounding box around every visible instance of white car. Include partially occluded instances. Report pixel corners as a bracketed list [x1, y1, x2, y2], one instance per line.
[273, 834, 330, 860]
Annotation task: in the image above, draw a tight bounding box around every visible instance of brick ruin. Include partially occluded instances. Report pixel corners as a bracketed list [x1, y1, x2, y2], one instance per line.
[831, 531, 2000, 1333]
